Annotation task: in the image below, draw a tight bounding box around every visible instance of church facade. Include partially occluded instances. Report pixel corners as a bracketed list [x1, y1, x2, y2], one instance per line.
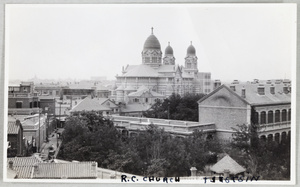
[111, 28, 212, 103]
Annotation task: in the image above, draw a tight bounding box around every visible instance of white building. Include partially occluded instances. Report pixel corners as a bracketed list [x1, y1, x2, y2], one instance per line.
[111, 28, 213, 104]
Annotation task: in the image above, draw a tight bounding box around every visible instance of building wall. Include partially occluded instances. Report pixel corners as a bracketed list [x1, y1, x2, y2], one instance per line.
[39, 99, 56, 115]
[198, 87, 250, 132]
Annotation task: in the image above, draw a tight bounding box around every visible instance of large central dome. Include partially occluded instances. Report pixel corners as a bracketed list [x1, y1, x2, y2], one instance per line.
[143, 28, 161, 50]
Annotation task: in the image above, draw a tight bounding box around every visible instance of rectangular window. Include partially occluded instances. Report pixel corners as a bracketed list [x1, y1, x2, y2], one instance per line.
[152, 57, 157, 63]
[145, 57, 150, 63]
[16, 101, 22, 108]
[205, 82, 210, 86]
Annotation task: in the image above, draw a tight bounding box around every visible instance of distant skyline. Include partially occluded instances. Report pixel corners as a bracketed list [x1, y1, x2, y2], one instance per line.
[6, 4, 296, 82]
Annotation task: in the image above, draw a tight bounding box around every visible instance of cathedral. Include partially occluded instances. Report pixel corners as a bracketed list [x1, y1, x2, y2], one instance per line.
[111, 28, 212, 104]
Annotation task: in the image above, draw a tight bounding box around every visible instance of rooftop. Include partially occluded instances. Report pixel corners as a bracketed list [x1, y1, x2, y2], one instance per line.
[227, 83, 291, 105]
[7, 121, 21, 134]
[7, 156, 42, 179]
[210, 155, 246, 175]
[71, 97, 111, 112]
[33, 162, 98, 179]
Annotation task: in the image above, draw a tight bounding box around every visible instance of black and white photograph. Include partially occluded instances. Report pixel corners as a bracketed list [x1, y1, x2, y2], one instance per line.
[2, 2, 297, 185]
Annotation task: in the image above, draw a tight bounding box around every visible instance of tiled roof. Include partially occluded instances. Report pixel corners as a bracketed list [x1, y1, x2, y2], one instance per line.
[39, 95, 56, 100]
[124, 85, 136, 91]
[198, 83, 291, 106]
[137, 85, 149, 92]
[7, 121, 21, 134]
[124, 65, 138, 73]
[127, 89, 164, 97]
[71, 97, 111, 112]
[7, 168, 18, 179]
[228, 83, 291, 105]
[35, 84, 61, 88]
[7, 157, 42, 179]
[95, 97, 109, 105]
[210, 155, 246, 175]
[121, 103, 151, 113]
[33, 162, 97, 179]
[122, 65, 159, 77]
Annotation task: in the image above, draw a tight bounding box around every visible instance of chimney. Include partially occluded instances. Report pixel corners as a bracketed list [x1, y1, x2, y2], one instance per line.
[257, 84, 265, 95]
[91, 162, 97, 177]
[241, 87, 246, 98]
[33, 163, 39, 174]
[224, 169, 230, 178]
[283, 84, 289, 94]
[190, 167, 197, 177]
[16, 120, 21, 126]
[270, 85, 275, 94]
[229, 85, 236, 91]
[9, 161, 13, 169]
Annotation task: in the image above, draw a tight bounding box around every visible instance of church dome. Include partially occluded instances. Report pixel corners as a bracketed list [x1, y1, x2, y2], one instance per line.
[143, 28, 161, 50]
[187, 42, 196, 55]
[165, 42, 173, 55]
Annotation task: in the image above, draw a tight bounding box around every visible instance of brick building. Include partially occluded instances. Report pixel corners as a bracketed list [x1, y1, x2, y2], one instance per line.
[7, 120, 25, 157]
[198, 81, 291, 141]
[8, 82, 39, 110]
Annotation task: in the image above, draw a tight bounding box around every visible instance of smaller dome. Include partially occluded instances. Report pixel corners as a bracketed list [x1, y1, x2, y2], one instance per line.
[165, 42, 173, 55]
[187, 42, 196, 56]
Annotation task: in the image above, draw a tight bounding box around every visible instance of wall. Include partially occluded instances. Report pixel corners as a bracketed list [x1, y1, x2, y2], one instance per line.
[198, 87, 250, 132]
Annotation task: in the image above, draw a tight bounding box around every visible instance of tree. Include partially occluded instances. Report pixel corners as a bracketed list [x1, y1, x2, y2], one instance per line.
[57, 111, 121, 167]
[231, 116, 290, 180]
[143, 93, 206, 121]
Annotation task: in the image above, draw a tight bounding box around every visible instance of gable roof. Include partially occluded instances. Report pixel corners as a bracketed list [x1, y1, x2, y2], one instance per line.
[7, 156, 42, 179]
[71, 97, 111, 112]
[127, 89, 164, 97]
[7, 121, 21, 134]
[95, 97, 109, 105]
[198, 84, 250, 105]
[228, 83, 291, 105]
[210, 155, 246, 175]
[122, 65, 159, 77]
[33, 162, 97, 179]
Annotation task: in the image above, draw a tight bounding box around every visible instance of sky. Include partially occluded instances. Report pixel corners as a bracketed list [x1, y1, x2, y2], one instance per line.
[6, 4, 296, 82]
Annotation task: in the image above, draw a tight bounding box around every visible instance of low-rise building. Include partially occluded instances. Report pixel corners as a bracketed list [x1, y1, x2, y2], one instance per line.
[198, 81, 291, 141]
[70, 97, 112, 115]
[7, 120, 25, 157]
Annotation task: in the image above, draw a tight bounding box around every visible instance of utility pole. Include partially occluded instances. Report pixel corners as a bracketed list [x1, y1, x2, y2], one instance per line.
[38, 108, 41, 153]
[168, 101, 170, 119]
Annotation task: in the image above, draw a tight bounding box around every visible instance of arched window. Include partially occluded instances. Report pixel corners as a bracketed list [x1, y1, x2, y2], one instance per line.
[253, 112, 259, 124]
[288, 109, 291, 121]
[261, 111, 266, 124]
[282, 109, 287, 121]
[268, 111, 273, 124]
[275, 110, 280, 123]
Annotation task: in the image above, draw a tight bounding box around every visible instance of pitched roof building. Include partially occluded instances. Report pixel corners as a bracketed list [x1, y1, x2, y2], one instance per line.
[198, 81, 291, 141]
[210, 155, 246, 176]
[7, 120, 24, 157]
[32, 162, 98, 179]
[70, 97, 113, 115]
[7, 156, 42, 179]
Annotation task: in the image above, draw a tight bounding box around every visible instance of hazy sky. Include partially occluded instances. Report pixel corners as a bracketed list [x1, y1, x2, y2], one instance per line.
[6, 4, 296, 82]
